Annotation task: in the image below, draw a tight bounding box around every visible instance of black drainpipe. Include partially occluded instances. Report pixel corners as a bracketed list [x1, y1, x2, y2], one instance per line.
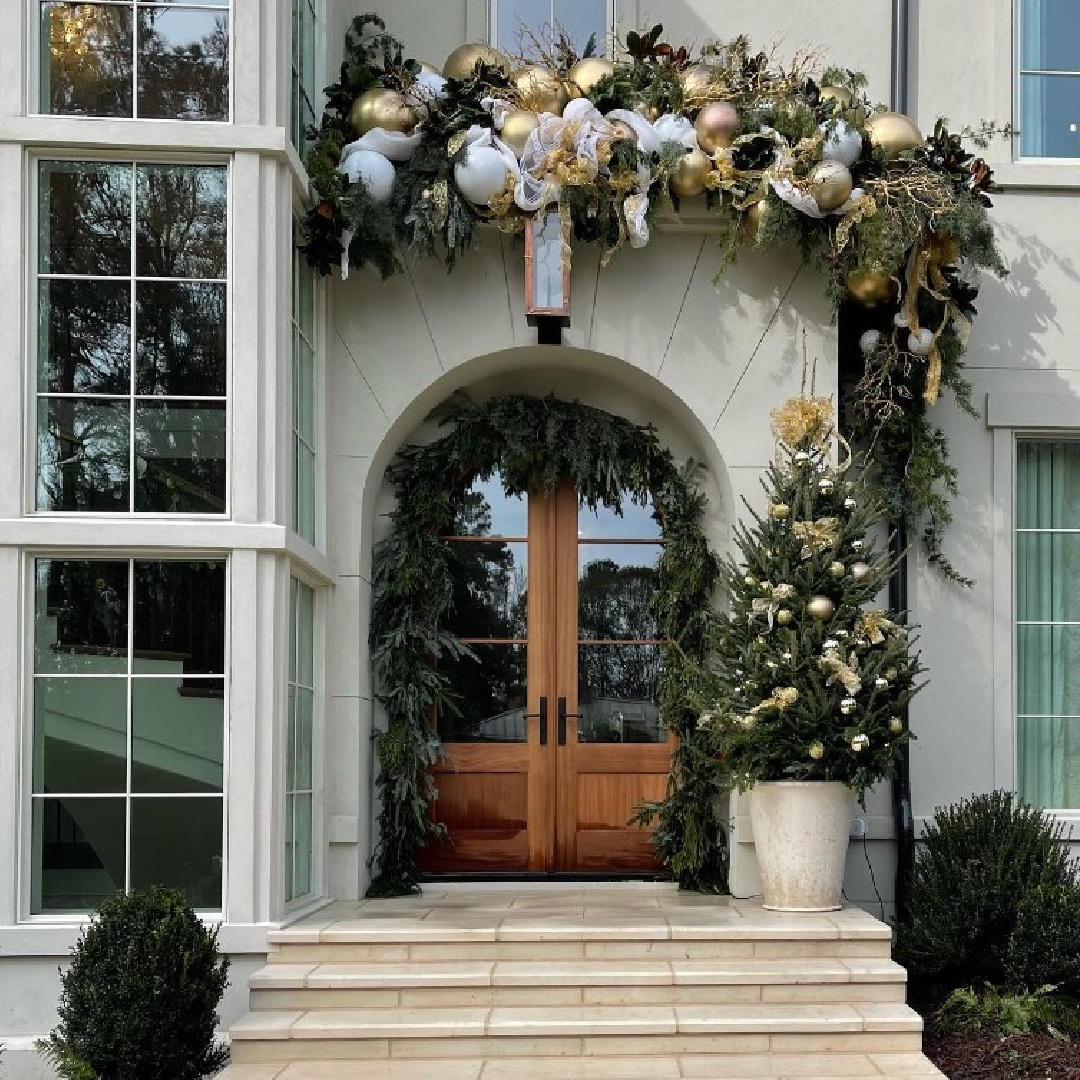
[889, 0, 915, 924]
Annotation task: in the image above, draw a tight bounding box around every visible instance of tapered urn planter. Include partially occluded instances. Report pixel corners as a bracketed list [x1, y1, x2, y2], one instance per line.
[750, 781, 855, 911]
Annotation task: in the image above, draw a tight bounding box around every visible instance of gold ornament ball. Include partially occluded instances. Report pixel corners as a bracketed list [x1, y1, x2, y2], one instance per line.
[694, 101, 739, 153]
[809, 741, 825, 761]
[875, 676, 889, 688]
[500, 109, 540, 156]
[742, 199, 766, 241]
[769, 501, 790, 520]
[828, 560, 846, 579]
[850, 561, 872, 581]
[844, 268, 896, 306]
[568, 57, 615, 96]
[777, 608, 794, 626]
[807, 160, 853, 212]
[350, 87, 417, 136]
[806, 595, 836, 621]
[818, 85, 866, 123]
[680, 63, 715, 100]
[744, 574, 757, 587]
[889, 716, 904, 734]
[866, 111, 924, 158]
[840, 697, 857, 716]
[513, 65, 568, 115]
[443, 42, 510, 80]
[670, 147, 712, 199]
[818, 476, 836, 494]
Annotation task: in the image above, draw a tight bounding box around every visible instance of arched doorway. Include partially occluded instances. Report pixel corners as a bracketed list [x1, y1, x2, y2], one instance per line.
[424, 472, 671, 874]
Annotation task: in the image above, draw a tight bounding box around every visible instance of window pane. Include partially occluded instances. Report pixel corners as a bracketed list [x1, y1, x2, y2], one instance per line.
[133, 560, 226, 674]
[292, 686, 312, 790]
[437, 643, 527, 742]
[131, 678, 224, 793]
[578, 497, 661, 540]
[295, 254, 315, 339]
[578, 643, 664, 743]
[34, 678, 128, 792]
[39, 278, 131, 395]
[1017, 441, 1080, 528]
[498, 0, 550, 54]
[1018, 625, 1080, 716]
[41, 2, 134, 117]
[1018, 716, 1080, 808]
[295, 444, 315, 543]
[1021, 0, 1080, 72]
[295, 581, 314, 685]
[1017, 532, 1080, 622]
[136, 6, 229, 121]
[284, 793, 295, 899]
[443, 542, 528, 639]
[35, 559, 129, 674]
[1020, 74, 1080, 158]
[578, 545, 661, 641]
[554, 0, 606, 54]
[39, 161, 131, 276]
[136, 165, 227, 279]
[37, 398, 130, 511]
[130, 796, 222, 909]
[444, 473, 528, 538]
[292, 792, 312, 898]
[32, 796, 126, 913]
[134, 400, 226, 512]
[136, 282, 226, 396]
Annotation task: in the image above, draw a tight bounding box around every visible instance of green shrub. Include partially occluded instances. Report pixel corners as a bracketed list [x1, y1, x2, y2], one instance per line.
[38, 887, 230, 1080]
[894, 790, 1075, 988]
[932, 985, 1076, 1039]
[1006, 883, 1080, 994]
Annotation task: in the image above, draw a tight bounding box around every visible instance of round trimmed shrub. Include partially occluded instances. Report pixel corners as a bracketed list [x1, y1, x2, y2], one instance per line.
[39, 887, 230, 1080]
[894, 790, 1075, 989]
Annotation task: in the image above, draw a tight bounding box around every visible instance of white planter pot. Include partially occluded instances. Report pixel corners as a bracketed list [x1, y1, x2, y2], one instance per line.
[749, 781, 855, 911]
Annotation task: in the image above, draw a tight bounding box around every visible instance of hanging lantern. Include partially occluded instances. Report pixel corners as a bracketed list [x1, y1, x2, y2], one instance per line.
[524, 210, 571, 328]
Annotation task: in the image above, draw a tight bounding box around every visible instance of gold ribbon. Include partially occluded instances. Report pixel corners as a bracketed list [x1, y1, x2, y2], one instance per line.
[857, 610, 897, 646]
[753, 686, 800, 713]
[820, 646, 862, 695]
[792, 517, 841, 558]
[770, 395, 834, 449]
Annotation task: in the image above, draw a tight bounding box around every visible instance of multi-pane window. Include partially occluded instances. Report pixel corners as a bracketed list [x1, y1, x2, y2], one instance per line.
[494, 0, 608, 56]
[292, 236, 316, 543]
[36, 160, 227, 514]
[285, 577, 314, 902]
[40, 0, 229, 120]
[1019, 0, 1080, 157]
[291, 0, 319, 156]
[31, 558, 226, 913]
[1016, 440, 1080, 808]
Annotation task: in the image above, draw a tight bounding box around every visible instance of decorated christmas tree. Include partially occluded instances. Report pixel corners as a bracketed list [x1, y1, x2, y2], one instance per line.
[700, 391, 923, 796]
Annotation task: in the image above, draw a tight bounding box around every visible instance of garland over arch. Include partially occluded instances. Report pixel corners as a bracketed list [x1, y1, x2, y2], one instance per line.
[368, 393, 725, 896]
[305, 14, 1010, 580]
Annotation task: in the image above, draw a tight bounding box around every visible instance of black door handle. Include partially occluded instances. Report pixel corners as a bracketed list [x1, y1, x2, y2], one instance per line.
[557, 696, 582, 746]
[525, 696, 548, 745]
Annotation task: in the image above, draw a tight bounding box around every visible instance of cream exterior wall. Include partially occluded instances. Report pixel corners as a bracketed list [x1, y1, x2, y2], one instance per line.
[2, 0, 1080, 1071]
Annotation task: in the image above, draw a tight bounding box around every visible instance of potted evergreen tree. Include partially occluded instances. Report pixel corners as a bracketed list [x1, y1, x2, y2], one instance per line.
[700, 393, 923, 910]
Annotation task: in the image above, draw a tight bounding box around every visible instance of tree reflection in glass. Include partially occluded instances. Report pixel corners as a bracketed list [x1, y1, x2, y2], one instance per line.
[41, 1, 229, 121]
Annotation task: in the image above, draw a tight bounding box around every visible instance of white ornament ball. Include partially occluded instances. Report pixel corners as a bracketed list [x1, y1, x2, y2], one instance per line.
[859, 329, 882, 355]
[908, 327, 935, 356]
[819, 119, 863, 167]
[851, 733, 870, 751]
[340, 149, 395, 204]
[851, 561, 872, 581]
[794, 451, 811, 467]
[875, 676, 889, 688]
[818, 477, 835, 494]
[840, 697, 857, 716]
[844, 497, 857, 510]
[893, 310, 909, 328]
[851, 539, 864, 552]
[453, 144, 511, 205]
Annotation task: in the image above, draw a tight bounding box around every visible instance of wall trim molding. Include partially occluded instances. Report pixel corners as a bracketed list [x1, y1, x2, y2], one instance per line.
[986, 392, 1080, 429]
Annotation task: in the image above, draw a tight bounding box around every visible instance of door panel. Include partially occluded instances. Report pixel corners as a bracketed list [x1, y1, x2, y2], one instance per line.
[420, 476, 670, 875]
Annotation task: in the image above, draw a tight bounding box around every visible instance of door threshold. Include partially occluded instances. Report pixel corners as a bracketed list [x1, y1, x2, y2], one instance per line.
[421, 872, 673, 886]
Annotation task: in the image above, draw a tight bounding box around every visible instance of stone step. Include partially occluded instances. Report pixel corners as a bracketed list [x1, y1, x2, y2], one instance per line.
[228, 1002, 923, 1065]
[248, 957, 907, 1010]
[217, 1050, 947, 1079]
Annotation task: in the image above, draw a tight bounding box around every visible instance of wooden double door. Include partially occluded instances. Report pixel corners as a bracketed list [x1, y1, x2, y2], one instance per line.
[419, 475, 674, 875]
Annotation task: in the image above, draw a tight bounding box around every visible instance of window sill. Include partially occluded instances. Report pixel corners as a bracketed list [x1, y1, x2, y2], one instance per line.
[993, 161, 1080, 190]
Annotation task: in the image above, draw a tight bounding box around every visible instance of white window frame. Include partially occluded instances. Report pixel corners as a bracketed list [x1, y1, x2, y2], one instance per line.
[26, 150, 233, 520]
[19, 550, 231, 923]
[989, 391, 1080, 826]
[29, 0, 234, 123]
[290, 0, 324, 156]
[489, 0, 616, 56]
[283, 563, 324, 912]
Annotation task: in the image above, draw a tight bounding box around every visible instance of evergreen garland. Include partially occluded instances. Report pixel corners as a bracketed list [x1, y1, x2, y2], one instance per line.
[368, 393, 725, 896]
